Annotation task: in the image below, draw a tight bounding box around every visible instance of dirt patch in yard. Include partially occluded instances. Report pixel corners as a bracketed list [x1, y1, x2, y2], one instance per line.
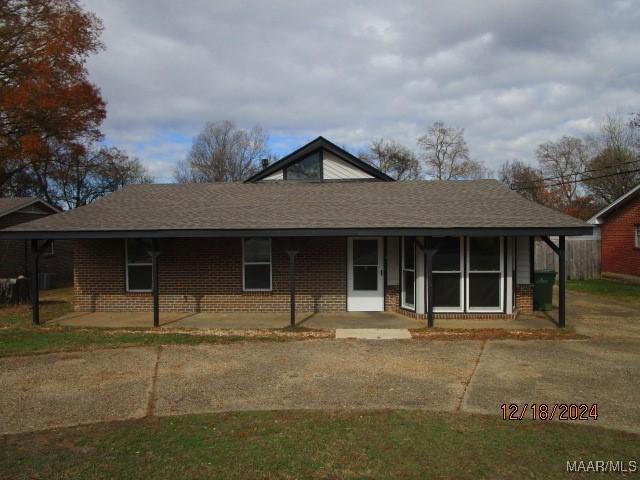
[410, 328, 587, 341]
[104, 326, 335, 340]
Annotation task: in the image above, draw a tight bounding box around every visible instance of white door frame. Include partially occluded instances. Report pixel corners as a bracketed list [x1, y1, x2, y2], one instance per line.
[347, 237, 384, 311]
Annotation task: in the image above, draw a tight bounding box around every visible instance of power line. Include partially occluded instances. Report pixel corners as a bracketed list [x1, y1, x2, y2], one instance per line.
[513, 167, 640, 190]
[510, 156, 640, 188]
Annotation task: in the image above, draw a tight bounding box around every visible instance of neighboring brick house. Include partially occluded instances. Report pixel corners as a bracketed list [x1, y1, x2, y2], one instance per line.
[1, 137, 591, 326]
[588, 183, 640, 280]
[0, 198, 73, 287]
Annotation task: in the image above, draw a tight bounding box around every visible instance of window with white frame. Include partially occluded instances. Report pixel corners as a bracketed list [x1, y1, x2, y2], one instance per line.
[636, 225, 640, 248]
[432, 237, 463, 311]
[401, 237, 416, 309]
[125, 240, 153, 292]
[243, 238, 272, 291]
[466, 237, 503, 311]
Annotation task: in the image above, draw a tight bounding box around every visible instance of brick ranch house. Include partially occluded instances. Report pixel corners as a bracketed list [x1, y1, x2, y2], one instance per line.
[0, 197, 73, 287]
[0, 137, 591, 327]
[588, 183, 640, 280]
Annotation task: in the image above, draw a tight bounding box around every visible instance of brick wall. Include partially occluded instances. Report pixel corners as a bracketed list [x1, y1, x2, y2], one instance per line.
[515, 284, 534, 312]
[601, 196, 640, 278]
[74, 237, 347, 313]
[384, 285, 399, 312]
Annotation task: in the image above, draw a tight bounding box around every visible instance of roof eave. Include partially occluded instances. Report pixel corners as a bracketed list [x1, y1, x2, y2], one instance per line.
[586, 183, 640, 224]
[0, 226, 594, 240]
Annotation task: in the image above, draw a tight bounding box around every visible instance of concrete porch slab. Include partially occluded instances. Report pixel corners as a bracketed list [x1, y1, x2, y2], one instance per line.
[50, 310, 553, 331]
[434, 314, 556, 330]
[335, 328, 412, 340]
[173, 312, 315, 329]
[299, 311, 425, 329]
[51, 312, 193, 328]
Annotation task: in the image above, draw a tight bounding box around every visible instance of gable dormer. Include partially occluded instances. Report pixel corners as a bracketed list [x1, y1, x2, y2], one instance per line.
[245, 136, 394, 183]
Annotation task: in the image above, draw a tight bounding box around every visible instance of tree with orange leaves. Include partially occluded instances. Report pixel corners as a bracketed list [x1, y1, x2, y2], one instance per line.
[0, 0, 106, 196]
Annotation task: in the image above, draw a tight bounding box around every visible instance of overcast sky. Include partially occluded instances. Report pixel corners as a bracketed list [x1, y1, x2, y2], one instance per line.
[83, 0, 640, 181]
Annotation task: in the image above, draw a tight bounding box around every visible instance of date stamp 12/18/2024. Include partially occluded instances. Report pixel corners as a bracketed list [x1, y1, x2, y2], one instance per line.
[501, 403, 599, 421]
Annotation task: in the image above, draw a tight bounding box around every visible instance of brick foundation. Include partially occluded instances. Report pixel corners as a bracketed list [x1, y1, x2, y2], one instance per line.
[395, 308, 519, 320]
[515, 284, 534, 313]
[74, 237, 347, 313]
[384, 285, 399, 312]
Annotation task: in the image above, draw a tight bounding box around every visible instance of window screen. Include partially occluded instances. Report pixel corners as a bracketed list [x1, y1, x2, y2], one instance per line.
[432, 237, 462, 309]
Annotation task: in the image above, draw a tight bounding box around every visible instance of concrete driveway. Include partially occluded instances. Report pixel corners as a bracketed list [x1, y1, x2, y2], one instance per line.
[1, 291, 639, 436]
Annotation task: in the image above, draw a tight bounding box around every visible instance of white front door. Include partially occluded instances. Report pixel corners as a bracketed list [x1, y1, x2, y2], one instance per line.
[347, 237, 384, 311]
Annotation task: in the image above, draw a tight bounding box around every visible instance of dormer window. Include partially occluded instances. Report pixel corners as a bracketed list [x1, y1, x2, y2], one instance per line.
[285, 152, 321, 180]
[245, 136, 394, 183]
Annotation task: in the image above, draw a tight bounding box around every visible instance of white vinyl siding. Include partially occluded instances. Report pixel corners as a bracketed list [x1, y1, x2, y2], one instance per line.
[262, 170, 283, 181]
[386, 237, 399, 286]
[516, 236, 531, 285]
[256, 150, 375, 181]
[323, 152, 374, 180]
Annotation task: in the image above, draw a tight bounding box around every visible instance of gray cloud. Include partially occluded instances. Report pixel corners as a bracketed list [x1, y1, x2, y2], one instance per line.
[83, 0, 640, 179]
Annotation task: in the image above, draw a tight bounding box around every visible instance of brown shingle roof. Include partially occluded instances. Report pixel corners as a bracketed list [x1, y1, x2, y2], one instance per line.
[1, 180, 589, 236]
[0, 197, 58, 219]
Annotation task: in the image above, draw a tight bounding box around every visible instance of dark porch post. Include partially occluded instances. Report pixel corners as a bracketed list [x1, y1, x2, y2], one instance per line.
[30, 239, 52, 326]
[151, 239, 161, 327]
[30, 239, 40, 326]
[558, 235, 566, 328]
[541, 235, 566, 328]
[286, 238, 300, 328]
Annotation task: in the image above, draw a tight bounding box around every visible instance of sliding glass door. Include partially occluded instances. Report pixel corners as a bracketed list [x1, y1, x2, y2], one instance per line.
[466, 237, 503, 312]
[432, 237, 464, 311]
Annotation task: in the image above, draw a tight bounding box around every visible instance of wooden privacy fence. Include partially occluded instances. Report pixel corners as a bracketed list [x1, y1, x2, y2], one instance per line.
[535, 238, 601, 280]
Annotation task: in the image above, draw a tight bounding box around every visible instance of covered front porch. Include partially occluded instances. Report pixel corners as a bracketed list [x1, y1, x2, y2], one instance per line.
[25, 232, 574, 329]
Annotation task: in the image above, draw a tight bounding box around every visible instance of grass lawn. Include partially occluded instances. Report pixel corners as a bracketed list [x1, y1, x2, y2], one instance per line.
[1, 410, 637, 479]
[0, 288, 307, 358]
[567, 278, 640, 303]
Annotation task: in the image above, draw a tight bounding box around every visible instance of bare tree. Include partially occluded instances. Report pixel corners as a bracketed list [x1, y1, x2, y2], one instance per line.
[360, 138, 421, 180]
[51, 145, 153, 209]
[1, 140, 152, 209]
[416, 121, 485, 180]
[583, 113, 640, 206]
[498, 159, 546, 203]
[175, 120, 269, 182]
[536, 136, 588, 208]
